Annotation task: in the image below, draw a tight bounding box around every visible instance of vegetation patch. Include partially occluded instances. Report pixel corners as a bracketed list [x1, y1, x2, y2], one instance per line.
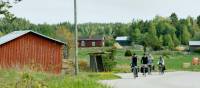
[0, 69, 111, 88]
[87, 72, 121, 80]
[124, 50, 132, 57]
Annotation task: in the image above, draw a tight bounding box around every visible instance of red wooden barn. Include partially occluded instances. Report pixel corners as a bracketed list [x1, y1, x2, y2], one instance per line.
[0, 30, 65, 73]
[78, 36, 105, 47]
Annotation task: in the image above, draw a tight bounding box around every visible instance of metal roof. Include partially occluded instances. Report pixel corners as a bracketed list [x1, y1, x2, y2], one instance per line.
[115, 36, 129, 41]
[0, 30, 65, 45]
[189, 41, 200, 46]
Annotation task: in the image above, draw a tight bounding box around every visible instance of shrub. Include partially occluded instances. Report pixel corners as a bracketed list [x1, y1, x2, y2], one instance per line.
[79, 60, 89, 71]
[102, 54, 117, 72]
[124, 50, 132, 57]
[102, 49, 117, 71]
[105, 40, 115, 46]
[15, 72, 47, 88]
[105, 36, 115, 47]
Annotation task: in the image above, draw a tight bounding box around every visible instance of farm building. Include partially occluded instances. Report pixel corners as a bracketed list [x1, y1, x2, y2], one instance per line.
[189, 41, 200, 52]
[0, 30, 65, 74]
[78, 36, 105, 47]
[115, 36, 131, 46]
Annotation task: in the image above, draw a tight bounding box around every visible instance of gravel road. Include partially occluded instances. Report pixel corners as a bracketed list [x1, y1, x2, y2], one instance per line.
[101, 71, 200, 88]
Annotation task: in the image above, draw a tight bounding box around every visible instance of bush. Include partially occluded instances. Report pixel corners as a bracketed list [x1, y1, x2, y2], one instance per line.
[105, 40, 115, 46]
[124, 50, 132, 57]
[105, 36, 115, 47]
[15, 72, 47, 88]
[103, 49, 117, 71]
[79, 60, 89, 71]
[102, 54, 117, 72]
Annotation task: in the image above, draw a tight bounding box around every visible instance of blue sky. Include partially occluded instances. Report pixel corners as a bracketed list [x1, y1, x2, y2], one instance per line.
[10, 0, 200, 24]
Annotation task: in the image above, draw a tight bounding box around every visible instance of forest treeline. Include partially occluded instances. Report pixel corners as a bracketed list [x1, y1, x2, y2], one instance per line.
[0, 13, 200, 50]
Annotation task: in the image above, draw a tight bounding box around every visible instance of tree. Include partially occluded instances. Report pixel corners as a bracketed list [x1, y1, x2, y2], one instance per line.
[170, 13, 178, 26]
[192, 32, 200, 40]
[56, 26, 74, 59]
[181, 25, 191, 45]
[146, 22, 161, 50]
[172, 33, 180, 47]
[159, 35, 164, 46]
[0, 31, 3, 36]
[197, 15, 200, 27]
[0, 0, 21, 22]
[131, 28, 141, 43]
[138, 33, 148, 52]
[163, 34, 174, 49]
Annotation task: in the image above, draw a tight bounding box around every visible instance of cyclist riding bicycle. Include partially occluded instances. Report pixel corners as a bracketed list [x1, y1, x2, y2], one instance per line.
[147, 54, 154, 75]
[131, 53, 138, 78]
[157, 56, 165, 75]
[141, 54, 148, 76]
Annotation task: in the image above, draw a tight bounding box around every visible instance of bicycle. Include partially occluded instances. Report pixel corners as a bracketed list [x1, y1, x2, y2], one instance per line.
[131, 66, 138, 78]
[158, 64, 164, 75]
[141, 64, 148, 77]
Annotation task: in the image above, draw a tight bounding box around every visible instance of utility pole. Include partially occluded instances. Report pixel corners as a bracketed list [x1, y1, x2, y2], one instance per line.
[74, 0, 78, 75]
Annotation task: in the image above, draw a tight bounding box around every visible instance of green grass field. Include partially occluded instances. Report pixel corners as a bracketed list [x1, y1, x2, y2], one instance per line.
[78, 47, 200, 72]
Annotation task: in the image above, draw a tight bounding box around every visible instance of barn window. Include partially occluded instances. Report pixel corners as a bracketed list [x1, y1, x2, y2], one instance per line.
[92, 42, 96, 47]
[81, 41, 85, 46]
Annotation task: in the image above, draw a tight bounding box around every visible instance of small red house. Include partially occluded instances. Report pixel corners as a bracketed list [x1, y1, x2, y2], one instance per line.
[0, 30, 65, 73]
[78, 36, 104, 47]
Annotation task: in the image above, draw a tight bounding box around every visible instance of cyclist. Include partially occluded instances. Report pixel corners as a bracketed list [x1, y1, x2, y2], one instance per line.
[147, 54, 153, 75]
[141, 54, 148, 76]
[131, 53, 138, 78]
[157, 56, 165, 75]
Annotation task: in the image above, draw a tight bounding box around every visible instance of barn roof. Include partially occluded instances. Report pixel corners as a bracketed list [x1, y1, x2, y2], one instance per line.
[79, 36, 104, 40]
[189, 41, 200, 46]
[115, 36, 129, 41]
[0, 30, 65, 45]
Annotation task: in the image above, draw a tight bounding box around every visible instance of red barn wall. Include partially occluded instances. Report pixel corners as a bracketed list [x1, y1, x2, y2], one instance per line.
[78, 40, 104, 47]
[0, 33, 63, 73]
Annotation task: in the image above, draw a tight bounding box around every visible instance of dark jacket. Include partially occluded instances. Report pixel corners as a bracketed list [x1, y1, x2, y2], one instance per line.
[131, 56, 137, 67]
[141, 56, 148, 64]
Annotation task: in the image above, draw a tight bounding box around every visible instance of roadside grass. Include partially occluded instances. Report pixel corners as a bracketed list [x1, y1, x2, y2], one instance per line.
[0, 69, 114, 88]
[87, 72, 121, 80]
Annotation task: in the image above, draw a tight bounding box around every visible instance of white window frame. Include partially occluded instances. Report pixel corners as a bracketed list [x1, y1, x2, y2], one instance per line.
[92, 41, 96, 47]
[81, 41, 85, 46]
